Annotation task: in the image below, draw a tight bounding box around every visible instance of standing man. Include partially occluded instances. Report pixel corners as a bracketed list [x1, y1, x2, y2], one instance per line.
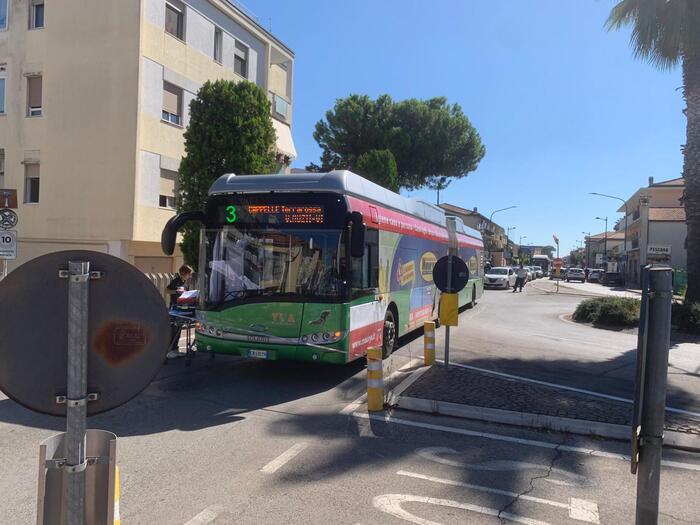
[513, 263, 528, 293]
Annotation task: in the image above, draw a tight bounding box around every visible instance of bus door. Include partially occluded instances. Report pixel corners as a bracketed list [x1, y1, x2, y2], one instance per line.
[348, 229, 383, 358]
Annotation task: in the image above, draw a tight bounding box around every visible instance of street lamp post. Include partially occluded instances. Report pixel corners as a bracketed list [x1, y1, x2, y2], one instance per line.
[582, 231, 591, 268]
[506, 227, 516, 265]
[595, 216, 608, 270]
[518, 235, 526, 263]
[590, 192, 628, 283]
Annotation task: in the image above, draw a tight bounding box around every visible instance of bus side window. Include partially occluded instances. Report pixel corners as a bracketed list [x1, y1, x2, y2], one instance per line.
[352, 229, 379, 293]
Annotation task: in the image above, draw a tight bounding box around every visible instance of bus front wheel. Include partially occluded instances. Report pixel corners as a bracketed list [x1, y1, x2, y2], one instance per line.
[467, 284, 477, 309]
[382, 309, 398, 359]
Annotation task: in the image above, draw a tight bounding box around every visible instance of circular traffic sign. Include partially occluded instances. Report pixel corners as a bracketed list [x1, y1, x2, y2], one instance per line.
[553, 257, 563, 269]
[432, 255, 470, 293]
[0, 250, 170, 416]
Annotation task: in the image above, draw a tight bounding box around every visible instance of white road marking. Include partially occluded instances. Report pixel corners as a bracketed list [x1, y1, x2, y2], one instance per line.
[184, 505, 226, 525]
[353, 412, 700, 471]
[260, 442, 309, 474]
[440, 361, 700, 419]
[415, 447, 591, 487]
[373, 493, 552, 525]
[397, 471, 599, 524]
[340, 357, 422, 415]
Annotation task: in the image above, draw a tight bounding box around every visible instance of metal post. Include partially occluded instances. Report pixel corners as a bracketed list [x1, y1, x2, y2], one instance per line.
[1, 258, 7, 281]
[635, 268, 672, 525]
[445, 254, 453, 368]
[66, 261, 90, 525]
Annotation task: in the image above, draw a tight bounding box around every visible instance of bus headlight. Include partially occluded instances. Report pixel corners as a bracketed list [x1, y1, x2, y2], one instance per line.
[300, 331, 345, 345]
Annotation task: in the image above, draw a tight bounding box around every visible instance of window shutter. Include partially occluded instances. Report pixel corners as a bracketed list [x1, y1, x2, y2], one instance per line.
[162, 83, 180, 116]
[28, 77, 42, 107]
[25, 163, 40, 179]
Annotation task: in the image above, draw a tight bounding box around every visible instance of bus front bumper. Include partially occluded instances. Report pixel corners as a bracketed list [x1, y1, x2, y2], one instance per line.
[195, 333, 349, 365]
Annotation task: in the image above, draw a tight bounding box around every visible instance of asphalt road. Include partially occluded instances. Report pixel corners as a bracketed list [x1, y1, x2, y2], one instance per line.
[1, 283, 699, 524]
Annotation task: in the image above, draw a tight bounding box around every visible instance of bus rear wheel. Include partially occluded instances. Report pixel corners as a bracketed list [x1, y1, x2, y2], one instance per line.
[382, 309, 397, 359]
[467, 284, 477, 308]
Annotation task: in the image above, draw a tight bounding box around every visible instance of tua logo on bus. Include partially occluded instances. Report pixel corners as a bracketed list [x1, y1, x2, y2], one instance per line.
[272, 312, 296, 324]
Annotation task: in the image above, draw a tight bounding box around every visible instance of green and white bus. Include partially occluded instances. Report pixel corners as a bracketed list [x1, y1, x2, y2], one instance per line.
[162, 170, 484, 364]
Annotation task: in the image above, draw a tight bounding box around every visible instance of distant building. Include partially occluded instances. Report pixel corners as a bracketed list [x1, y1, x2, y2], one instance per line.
[584, 231, 624, 270]
[616, 177, 686, 286]
[439, 203, 513, 266]
[0, 0, 296, 273]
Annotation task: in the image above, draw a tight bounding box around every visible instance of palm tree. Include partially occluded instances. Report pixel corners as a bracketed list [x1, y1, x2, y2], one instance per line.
[607, 1, 700, 300]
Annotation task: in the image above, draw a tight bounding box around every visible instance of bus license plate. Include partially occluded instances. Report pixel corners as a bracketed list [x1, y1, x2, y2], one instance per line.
[248, 349, 269, 359]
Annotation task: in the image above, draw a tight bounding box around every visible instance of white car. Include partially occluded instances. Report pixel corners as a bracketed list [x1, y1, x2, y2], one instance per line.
[485, 267, 517, 289]
[533, 266, 544, 278]
[524, 266, 535, 281]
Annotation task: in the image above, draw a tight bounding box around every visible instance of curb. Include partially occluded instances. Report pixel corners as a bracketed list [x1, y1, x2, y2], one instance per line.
[530, 281, 601, 298]
[392, 394, 700, 452]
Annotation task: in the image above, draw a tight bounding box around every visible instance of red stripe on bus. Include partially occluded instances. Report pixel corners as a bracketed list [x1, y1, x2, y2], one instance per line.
[349, 320, 384, 358]
[347, 196, 484, 249]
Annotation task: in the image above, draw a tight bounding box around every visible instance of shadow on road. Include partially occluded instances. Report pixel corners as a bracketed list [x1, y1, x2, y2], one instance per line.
[0, 354, 367, 436]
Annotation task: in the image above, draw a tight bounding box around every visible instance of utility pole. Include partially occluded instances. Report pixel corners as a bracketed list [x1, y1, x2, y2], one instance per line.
[596, 216, 608, 270]
[582, 231, 591, 267]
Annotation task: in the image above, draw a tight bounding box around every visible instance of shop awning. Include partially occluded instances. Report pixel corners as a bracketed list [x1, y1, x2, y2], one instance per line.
[272, 119, 297, 160]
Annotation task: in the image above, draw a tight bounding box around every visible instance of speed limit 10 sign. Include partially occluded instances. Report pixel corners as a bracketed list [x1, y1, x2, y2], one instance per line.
[0, 230, 17, 260]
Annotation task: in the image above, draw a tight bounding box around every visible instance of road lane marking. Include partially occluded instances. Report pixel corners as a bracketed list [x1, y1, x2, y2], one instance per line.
[415, 447, 591, 487]
[441, 361, 700, 419]
[373, 493, 552, 525]
[396, 471, 599, 524]
[353, 412, 700, 471]
[184, 505, 225, 525]
[260, 442, 308, 474]
[340, 357, 423, 415]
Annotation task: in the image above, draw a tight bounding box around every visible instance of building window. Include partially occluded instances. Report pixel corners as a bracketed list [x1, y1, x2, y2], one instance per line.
[29, 0, 44, 29]
[234, 41, 248, 78]
[213, 27, 223, 63]
[0, 0, 7, 30]
[27, 76, 42, 117]
[162, 82, 182, 125]
[0, 65, 6, 114]
[159, 195, 176, 209]
[24, 163, 40, 203]
[165, 0, 184, 40]
[159, 169, 177, 209]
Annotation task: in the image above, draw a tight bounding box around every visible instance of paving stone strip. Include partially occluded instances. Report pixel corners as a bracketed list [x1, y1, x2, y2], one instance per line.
[401, 365, 700, 436]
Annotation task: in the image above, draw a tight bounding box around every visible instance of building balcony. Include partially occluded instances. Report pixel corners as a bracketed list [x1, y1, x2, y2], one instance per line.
[631, 238, 639, 249]
[269, 91, 291, 123]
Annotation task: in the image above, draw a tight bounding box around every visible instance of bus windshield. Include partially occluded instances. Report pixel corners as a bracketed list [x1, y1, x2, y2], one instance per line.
[201, 227, 346, 307]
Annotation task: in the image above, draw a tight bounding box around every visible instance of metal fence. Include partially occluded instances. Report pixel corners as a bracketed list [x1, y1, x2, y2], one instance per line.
[673, 268, 687, 296]
[145, 273, 176, 302]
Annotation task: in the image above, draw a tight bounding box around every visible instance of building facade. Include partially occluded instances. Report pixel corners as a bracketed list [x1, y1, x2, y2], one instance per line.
[0, 0, 296, 273]
[439, 203, 513, 266]
[583, 231, 624, 270]
[616, 177, 686, 286]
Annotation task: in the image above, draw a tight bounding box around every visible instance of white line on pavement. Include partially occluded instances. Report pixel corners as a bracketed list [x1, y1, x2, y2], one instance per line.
[260, 442, 309, 474]
[373, 494, 552, 525]
[184, 505, 226, 525]
[340, 357, 423, 415]
[396, 471, 599, 524]
[441, 361, 700, 419]
[353, 412, 700, 471]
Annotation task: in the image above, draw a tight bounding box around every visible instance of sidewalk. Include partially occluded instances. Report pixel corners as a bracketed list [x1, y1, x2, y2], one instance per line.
[391, 363, 700, 449]
[531, 278, 642, 298]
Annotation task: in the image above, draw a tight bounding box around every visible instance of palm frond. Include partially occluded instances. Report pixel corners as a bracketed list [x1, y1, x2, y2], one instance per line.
[607, 0, 684, 69]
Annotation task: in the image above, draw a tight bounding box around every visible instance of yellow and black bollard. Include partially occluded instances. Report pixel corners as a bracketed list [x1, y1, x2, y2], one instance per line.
[424, 321, 436, 365]
[366, 347, 384, 411]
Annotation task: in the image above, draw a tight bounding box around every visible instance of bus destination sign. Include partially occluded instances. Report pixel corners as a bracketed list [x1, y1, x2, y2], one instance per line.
[224, 204, 325, 225]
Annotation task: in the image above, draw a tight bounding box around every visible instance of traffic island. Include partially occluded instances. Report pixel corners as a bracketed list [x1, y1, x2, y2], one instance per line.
[390, 364, 700, 451]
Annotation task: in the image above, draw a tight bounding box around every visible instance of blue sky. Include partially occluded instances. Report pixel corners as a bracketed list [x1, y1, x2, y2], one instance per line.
[244, 0, 685, 254]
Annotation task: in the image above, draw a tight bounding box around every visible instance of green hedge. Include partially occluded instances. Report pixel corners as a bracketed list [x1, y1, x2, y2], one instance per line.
[573, 297, 640, 327]
[672, 302, 700, 334]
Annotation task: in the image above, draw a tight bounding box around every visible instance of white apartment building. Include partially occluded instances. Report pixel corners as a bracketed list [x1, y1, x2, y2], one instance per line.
[0, 0, 296, 273]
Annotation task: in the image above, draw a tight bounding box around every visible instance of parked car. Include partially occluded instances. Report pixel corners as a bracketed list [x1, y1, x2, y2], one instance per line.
[484, 267, 517, 289]
[524, 267, 535, 281]
[532, 266, 544, 278]
[602, 272, 623, 286]
[587, 269, 602, 283]
[566, 268, 586, 282]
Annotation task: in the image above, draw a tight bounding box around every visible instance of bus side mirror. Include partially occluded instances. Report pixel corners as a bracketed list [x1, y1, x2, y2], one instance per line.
[161, 210, 206, 255]
[349, 211, 366, 258]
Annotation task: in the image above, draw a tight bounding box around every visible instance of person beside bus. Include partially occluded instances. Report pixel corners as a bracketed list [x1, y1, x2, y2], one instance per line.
[513, 264, 528, 293]
[167, 265, 194, 308]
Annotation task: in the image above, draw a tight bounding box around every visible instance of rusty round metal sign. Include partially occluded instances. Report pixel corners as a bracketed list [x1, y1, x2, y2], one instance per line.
[0, 250, 170, 416]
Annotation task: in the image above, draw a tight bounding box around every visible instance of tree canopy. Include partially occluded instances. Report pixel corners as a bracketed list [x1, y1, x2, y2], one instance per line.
[308, 94, 485, 191]
[355, 149, 399, 192]
[177, 80, 276, 266]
